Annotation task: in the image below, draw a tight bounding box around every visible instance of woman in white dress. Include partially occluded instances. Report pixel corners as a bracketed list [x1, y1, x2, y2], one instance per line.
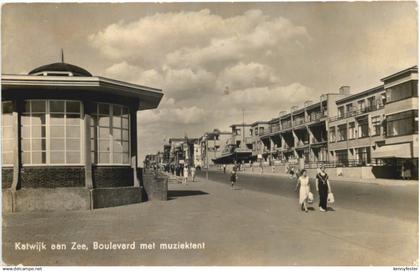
[298, 169, 311, 213]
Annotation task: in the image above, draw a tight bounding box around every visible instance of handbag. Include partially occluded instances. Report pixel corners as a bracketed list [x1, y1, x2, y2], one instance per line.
[328, 192, 335, 203]
[307, 192, 314, 204]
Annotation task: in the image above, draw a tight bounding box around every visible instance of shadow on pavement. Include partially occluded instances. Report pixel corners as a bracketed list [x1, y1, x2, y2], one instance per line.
[167, 190, 209, 200]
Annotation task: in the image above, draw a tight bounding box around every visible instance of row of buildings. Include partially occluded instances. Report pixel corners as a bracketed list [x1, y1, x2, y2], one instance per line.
[145, 66, 418, 179]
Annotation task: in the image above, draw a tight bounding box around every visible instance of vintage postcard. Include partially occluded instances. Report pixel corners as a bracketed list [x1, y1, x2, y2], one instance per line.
[1, 1, 418, 268]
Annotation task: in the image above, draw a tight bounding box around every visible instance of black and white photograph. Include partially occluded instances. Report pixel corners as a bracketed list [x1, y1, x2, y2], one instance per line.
[1, 1, 419, 267]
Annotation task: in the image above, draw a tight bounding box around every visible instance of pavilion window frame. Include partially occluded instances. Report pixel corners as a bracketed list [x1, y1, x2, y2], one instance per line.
[21, 99, 84, 166]
[91, 102, 131, 166]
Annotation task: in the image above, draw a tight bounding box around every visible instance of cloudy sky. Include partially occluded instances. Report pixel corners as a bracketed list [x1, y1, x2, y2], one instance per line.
[2, 2, 418, 162]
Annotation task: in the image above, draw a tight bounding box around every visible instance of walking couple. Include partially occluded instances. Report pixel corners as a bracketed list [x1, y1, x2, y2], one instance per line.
[297, 165, 333, 213]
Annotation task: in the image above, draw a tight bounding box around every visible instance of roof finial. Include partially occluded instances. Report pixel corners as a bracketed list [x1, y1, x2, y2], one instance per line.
[61, 48, 64, 63]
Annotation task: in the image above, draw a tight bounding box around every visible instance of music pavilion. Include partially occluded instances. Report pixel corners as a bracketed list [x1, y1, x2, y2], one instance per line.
[1, 61, 163, 212]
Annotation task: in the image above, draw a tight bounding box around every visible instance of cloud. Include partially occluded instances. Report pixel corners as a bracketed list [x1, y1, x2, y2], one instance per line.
[89, 8, 309, 71]
[86, 6, 416, 162]
[89, 8, 313, 160]
[216, 62, 280, 91]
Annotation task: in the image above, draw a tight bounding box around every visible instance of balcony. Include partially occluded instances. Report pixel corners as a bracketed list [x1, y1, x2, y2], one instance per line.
[311, 137, 327, 144]
[281, 122, 292, 130]
[308, 112, 324, 123]
[293, 118, 306, 126]
[296, 141, 309, 147]
[330, 102, 384, 122]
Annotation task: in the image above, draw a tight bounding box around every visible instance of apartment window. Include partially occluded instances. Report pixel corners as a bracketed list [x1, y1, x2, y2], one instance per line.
[356, 147, 371, 165]
[386, 81, 418, 103]
[337, 124, 347, 141]
[348, 122, 356, 139]
[259, 127, 264, 135]
[338, 106, 345, 118]
[250, 129, 253, 136]
[2, 101, 14, 165]
[255, 128, 258, 136]
[329, 127, 336, 142]
[21, 100, 82, 165]
[91, 103, 130, 165]
[358, 100, 366, 112]
[358, 118, 369, 138]
[386, 110, 418, 137]
[367, 97, 375, 109]
[235, 129, 241, 136]
[346, 104, 353, 116]
[335, 150, 348, 166]
[371, 116, 381, 136]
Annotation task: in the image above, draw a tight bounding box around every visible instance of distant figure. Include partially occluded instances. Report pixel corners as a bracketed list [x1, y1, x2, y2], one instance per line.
[223, 164, 226, 174]
[191, 166, 196, 182]
[230, 165, 237, 189]
[289, 166, 296, 179]
[316, 165, 332, 212]
[183, 165, 189, 185]
[402, 160, 412, 180]
[297, 169, 311, 213]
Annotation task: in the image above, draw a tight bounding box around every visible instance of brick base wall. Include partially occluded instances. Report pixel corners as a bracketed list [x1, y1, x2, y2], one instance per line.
[93, 166, 133, 188]
[2, 167, 13, 189]
[20, 167, 85, 188]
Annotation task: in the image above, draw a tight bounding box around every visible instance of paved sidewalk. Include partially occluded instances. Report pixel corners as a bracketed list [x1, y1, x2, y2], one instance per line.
[3, 176, 418, 266]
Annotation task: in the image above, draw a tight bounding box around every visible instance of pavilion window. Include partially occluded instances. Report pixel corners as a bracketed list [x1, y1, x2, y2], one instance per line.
[21, 100, 82, 165]
[91, 103, 130, 165]
[2, 101, 14, 166]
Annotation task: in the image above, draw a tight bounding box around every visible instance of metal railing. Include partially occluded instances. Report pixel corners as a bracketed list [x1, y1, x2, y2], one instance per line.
[304, 159, 385, 169]
[330, 102, 385, 122]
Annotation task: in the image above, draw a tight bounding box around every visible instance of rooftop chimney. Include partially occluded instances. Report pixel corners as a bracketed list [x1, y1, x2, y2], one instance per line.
[339, 86, 351, 95]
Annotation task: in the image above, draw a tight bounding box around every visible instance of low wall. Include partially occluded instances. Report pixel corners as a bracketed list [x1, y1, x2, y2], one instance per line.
[2, 186, 144, 213]
[2, 188, 91, 213]
[142, 170, 168, 201]
[92, 187, 142, 209]
[2, 167, 13, 189]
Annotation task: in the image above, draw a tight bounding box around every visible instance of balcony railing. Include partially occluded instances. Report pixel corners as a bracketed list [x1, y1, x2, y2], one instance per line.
[296, 140, 309, 147]
[304, 159, 385, 169]
[293, 118, 306, 126]
[311, 137, 327, 144]
[308, 112, 324, 122]
[330, 102, 384, 122]
[281, 122, 292, 129]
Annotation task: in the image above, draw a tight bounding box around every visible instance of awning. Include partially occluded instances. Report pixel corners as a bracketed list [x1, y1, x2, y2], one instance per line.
[372, 143, 413, 159]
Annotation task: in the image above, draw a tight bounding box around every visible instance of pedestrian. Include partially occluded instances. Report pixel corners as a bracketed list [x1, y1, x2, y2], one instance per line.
[183, 165, 189, 185]
[223, 164, 226, 174]
[316, 165, 332, 212]
[230, 165, 237, 189]
[191, 166, 196, 182]
[289, 166, 296, 180]
[401, 160, 412, 180]
[296, 169, 311, 212]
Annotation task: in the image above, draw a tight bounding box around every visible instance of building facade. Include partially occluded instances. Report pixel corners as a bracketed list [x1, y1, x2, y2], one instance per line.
[328, 85, 386, 167]
[372, 66, 418, 178]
